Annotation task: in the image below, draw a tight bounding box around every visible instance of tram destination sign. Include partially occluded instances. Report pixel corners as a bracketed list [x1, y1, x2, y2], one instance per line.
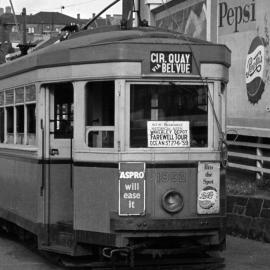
[118, 162, 145, 216]
[150, 51, 192, 74]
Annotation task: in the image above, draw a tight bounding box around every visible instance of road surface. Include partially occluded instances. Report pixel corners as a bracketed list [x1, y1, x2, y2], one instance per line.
[0, 232, 270, 269]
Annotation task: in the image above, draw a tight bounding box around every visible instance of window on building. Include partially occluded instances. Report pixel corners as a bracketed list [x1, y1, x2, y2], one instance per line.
[130, 84, 208, 148]
[85, 81, 115, 148]
[28, 27, 35, 34]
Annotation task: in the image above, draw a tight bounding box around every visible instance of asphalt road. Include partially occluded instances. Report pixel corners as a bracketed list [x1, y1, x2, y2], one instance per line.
[0, 232, 62, 270]
[0, 232, 270, 269]
[223, 235, 270, 270]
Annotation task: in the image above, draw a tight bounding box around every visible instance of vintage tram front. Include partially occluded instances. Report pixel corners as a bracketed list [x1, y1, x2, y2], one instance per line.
[0, 27, 230, 262]
[70, 28, 230, 257]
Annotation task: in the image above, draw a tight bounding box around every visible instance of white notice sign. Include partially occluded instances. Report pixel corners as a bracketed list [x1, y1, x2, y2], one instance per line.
[147, 121, 190, 148]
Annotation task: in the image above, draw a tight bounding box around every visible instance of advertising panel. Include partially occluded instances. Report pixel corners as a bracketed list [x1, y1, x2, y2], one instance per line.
[154, 0, 207, 40]
[118, 162, 145, 216]
[218, 0, 270, 137]
[147, 121, 190, 148]
[197, 162, 220, 214]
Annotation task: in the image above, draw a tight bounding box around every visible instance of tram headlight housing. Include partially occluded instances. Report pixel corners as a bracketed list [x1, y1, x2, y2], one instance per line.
[161, 190, 184, 214]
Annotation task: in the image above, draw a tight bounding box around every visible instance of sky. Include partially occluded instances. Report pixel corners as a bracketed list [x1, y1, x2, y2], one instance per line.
[0, 0, 122, 19]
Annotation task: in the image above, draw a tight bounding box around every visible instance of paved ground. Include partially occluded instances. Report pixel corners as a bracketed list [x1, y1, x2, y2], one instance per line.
[0, 232, 62, 270]
[0, 232, 270, 269]
[223, 235, 270, 270]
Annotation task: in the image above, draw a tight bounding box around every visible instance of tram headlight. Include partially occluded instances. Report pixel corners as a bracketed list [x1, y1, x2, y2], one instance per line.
[161, 190, 184, 214]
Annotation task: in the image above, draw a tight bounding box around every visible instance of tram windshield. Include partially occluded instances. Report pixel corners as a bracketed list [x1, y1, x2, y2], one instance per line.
[130, 84, 208, 148]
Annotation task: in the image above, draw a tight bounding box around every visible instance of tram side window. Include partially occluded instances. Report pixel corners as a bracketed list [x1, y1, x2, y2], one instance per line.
[130, 84, 208, 148]
[6, 107, 14, 144]
[53, 83, 74, 139]
[85, 81, 115, 148]
[0, 86, 37, 146]
[16, 105, 24, 144]
[0, 108, 4, 143]
[0, 93, 4, 143]
[26, 104, 36, 145]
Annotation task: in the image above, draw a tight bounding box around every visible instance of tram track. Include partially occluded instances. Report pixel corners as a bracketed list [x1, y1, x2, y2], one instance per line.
[59, 254, 225, 270]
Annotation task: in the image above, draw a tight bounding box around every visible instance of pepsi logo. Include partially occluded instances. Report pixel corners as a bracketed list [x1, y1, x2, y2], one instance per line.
[198, 186, 217, 210]
[245, 36, 266, 104]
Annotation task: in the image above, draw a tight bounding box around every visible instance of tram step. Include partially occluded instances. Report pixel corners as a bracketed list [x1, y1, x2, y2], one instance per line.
[39, 243, 75, 256]
[39, 224, 92, 256]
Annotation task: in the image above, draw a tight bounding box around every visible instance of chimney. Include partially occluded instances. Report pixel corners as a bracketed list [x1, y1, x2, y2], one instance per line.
[77, 13, 80, 20]
[5, 6, 12, 14]
[92, 13, 95, 18]
[0, 8, 4, 16]
[106, 15, 111, 25]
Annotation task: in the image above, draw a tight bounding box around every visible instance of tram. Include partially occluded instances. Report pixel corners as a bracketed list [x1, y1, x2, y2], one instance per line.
[0, 5, 230, 265]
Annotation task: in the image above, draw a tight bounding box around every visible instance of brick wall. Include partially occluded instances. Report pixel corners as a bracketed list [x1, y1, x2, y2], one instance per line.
[227, 195, 270, 242]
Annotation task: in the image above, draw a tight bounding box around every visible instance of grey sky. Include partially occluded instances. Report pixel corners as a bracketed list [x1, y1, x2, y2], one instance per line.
[1, 0, 122, 19]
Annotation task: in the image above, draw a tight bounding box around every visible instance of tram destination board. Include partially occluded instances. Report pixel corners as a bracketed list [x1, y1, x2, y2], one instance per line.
[150, 51, 192, 74]
[118, 162, 145, 216]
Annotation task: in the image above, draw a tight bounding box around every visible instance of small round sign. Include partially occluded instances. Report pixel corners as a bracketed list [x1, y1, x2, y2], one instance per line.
[245, 36, 266, 104]
[198, 186, 217, 210]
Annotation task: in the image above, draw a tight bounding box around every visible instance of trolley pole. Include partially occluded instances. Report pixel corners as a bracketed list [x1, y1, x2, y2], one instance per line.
[122, 0, 133, 28]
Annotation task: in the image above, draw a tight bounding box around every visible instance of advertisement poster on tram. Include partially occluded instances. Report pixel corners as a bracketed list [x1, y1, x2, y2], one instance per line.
[197, 162, 220, 214]
[147, 121, 190, 148]
[118, 162, 145, 216]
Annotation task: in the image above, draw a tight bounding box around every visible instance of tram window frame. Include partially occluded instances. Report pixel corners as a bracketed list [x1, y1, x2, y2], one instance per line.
[0, 86, 37, 146]
[53, 83, 74, 139]
[16, 105, 24, 144]
[128, 82, 211, 149]
[0, 107, 4, 143]
[85, 81, 115, 149]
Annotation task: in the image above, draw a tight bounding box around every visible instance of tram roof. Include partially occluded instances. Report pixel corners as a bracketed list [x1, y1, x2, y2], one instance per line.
[0, 26, 231, 79]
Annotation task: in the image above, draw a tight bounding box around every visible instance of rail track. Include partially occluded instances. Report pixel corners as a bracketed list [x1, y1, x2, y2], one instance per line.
[58, 253, 225, 270]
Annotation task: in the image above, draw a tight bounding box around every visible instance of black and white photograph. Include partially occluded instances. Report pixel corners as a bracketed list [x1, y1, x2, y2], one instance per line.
[0, 0, 269, 269]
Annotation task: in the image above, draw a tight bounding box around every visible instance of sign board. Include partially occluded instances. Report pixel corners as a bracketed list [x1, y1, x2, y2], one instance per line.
[150, 51, 192, 74]
[245, 36, 266, 104]
[118, 162, 145, 216]
[147, 121, 190, 148]
[218, 0, 256, 35]
[197, 162, 220, 214]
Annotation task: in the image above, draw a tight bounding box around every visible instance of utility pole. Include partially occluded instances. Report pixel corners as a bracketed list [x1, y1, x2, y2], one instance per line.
[18, 8, 35, 55]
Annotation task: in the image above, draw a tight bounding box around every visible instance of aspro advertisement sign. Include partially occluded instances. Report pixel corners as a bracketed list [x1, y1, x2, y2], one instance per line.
[150, 51, 192, 74]
[197, 162, 220, 214]
[218, 0, 256, 35]
[118, 162, 145, 216]
[147, 121, 190, 148]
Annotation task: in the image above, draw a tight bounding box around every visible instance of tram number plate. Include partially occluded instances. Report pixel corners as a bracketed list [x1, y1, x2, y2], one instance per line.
[118, 162, 145, 216]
